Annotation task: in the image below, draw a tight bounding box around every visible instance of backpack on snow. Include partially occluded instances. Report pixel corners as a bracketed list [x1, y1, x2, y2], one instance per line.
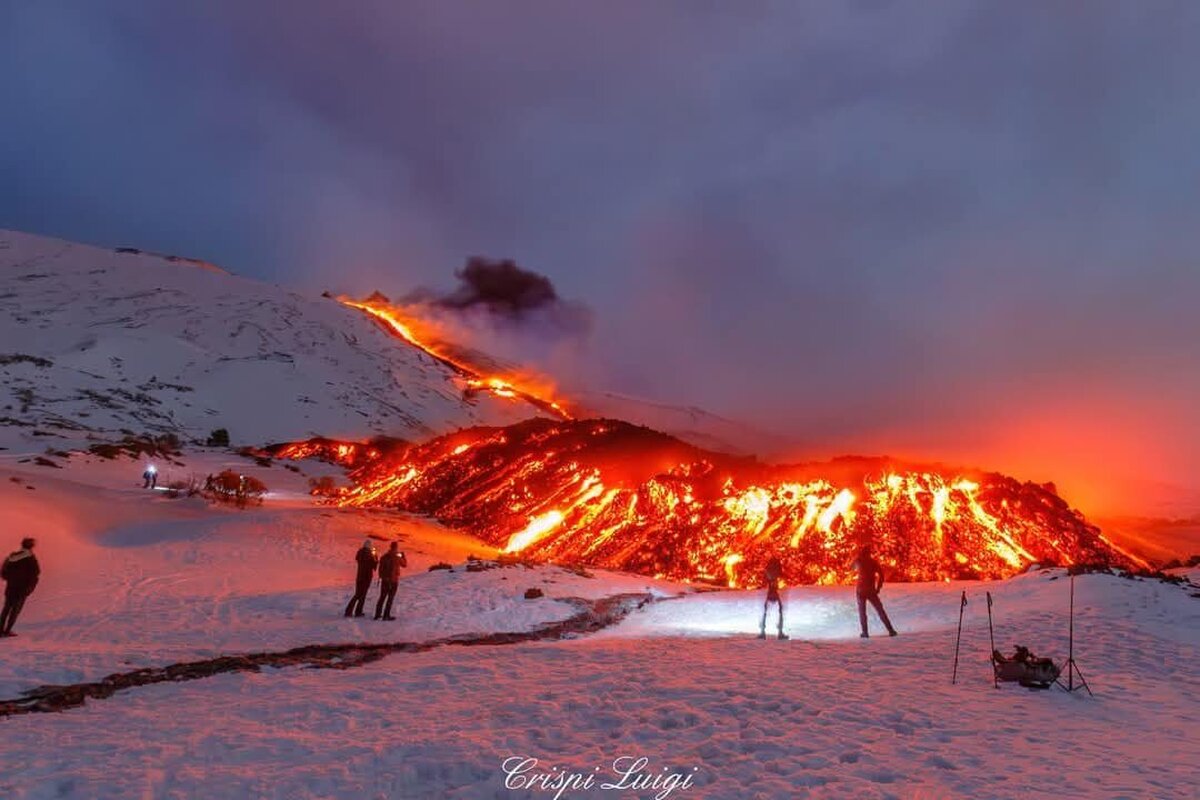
[992, 645, 1061, 688]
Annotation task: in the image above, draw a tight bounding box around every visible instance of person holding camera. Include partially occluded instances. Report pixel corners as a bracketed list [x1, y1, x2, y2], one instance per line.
[374, 541, 407, 621]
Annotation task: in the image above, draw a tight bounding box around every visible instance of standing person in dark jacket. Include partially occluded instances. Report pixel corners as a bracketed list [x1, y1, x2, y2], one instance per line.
[758, 556, 788, 640]
[1, 537, 40, 637]
[854, 545, 897, 638]
[344, 539, 378, 618]
[374, 541, 407, 621]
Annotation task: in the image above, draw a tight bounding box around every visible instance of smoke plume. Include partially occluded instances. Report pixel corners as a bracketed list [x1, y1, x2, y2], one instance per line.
[388, 257, 594, 387]
[419, 257, 592, 339]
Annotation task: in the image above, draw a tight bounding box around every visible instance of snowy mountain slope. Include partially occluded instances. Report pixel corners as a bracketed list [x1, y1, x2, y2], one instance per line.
[0, 230, 548, 451]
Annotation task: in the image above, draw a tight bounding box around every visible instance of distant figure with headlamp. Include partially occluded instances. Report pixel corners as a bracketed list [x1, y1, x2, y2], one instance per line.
[854, 544, 898, 638]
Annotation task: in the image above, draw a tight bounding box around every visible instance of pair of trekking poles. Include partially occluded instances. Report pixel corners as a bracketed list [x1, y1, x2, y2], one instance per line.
[950, 589, 998, 688]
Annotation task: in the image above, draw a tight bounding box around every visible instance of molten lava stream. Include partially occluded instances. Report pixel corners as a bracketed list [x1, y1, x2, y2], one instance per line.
[324, 418, 1146, 588]
[339, 297, 572, 418]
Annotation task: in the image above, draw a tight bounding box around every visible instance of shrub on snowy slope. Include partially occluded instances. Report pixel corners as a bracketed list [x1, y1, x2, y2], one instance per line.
[87, 433, 182, 461]
[206, 428, 231, 448]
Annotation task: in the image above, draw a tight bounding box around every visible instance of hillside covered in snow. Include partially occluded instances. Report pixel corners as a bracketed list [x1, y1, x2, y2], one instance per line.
[0, 229, 550, 452]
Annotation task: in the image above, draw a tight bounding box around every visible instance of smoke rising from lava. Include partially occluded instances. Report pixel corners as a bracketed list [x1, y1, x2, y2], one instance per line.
[408, 257, 595, 340]
[429, 257, 592, 335]
[391, 257, 595, 391]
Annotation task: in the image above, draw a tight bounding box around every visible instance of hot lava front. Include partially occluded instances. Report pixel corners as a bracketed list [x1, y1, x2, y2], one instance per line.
[287, 418, 1145, 588]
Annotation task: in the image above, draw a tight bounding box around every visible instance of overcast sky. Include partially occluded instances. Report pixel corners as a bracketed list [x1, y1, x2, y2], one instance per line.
[3, 1, 1198, 514]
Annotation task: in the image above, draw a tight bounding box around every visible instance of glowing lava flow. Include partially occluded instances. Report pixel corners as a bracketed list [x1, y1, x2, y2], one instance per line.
[311, 418, 1147, 587]
[265, 437, 403, 469]
[505, 510, 566, 553]
[340, 297, 572, 418]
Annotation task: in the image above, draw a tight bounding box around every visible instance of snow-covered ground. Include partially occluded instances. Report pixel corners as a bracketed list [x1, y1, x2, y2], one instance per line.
[0, 452, 675, 699]
[0, 452, 1196, 799]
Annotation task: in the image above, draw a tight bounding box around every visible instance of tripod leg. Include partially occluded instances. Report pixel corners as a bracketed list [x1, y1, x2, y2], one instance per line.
[1055, 660, 1094, 696]
[1072, 661, 1093, 697]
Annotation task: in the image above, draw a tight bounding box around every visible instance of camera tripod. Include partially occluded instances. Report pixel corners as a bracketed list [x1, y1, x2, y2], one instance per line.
[1056, 573, 1092, 696]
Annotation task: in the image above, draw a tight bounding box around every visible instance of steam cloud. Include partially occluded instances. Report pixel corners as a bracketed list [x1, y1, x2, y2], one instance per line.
[412, 257, 592, 340]
[388, 257, 595, 386]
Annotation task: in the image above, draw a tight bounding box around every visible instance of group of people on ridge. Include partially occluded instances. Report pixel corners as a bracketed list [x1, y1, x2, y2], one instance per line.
[344, 539, 407, 620]
[760, 544, 898, 639]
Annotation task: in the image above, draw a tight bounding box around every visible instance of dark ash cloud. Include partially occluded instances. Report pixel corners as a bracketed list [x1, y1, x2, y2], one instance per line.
[440, 259, 557, 316]
[419, 257, 592, 338]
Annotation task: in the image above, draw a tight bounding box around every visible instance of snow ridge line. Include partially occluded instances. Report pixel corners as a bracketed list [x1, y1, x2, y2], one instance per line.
[0, 593, 653, 718]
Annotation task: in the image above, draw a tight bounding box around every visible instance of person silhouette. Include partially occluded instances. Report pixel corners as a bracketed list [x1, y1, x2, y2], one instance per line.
[853, 545, 897, 638]
[344, 540, 378, 618]
[374, 542, 406, 621]
[759, 556, 787, 640]
[1, 537, 40, 637]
